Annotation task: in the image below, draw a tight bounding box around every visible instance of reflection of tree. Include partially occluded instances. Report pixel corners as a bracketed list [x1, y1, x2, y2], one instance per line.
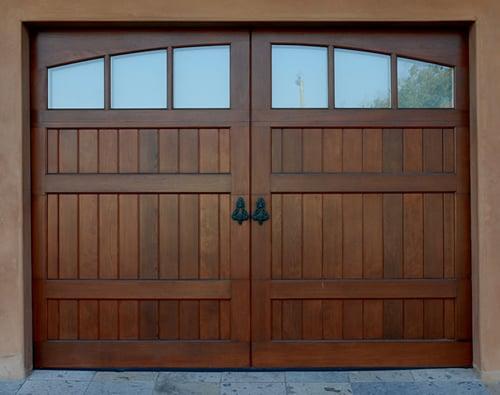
[398, 64, 452, 108]
[364, 94, 390, 108]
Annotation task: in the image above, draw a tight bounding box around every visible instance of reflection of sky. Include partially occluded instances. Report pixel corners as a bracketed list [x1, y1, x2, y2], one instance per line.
[272, 45, 328, 108]
[334, 49, 391, 108]
[48, 58, 104, 109]
[174, 45, 230, 109]
[111, 50, 167, 109]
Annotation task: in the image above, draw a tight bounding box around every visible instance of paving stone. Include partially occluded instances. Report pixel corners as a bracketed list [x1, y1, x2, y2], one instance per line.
[93, 371, 158, 382]
[411, 368, 480, 382]
[154, 380, 219, 394]
[222, 371, 285, 382]
[221, 381, 286, 395]
[485, 382, 500, 394]
[85, 380, 154, 395]
[157, 371, 222, 383]
[28, 370, 95, 381]
[349, 370, 414, 382]
[286, 382, 353, 394]
[351, 381, 489, 395]
[286, 371, 350, 383]
[0, 379, 25, 395]
[17, 379, 89, 395]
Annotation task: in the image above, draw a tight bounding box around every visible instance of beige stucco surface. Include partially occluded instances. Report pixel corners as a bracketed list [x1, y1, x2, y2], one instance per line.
[0, 0, 499, 380]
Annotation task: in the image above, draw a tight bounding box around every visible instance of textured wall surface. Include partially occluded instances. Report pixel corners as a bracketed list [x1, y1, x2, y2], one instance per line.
[0, 0, 499, 380]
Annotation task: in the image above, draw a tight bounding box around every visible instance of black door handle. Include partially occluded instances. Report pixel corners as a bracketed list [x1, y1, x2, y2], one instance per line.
[231, 197, 249, 225]
[252, 197, 270, 225]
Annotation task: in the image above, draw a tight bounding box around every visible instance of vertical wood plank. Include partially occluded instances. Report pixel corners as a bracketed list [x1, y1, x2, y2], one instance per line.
[59, 195, 78, 279]
[282, 194, 302, 279]
[119, 129, 138, 173]
[282, 129, 302, 172]
[363, 194, 383, 278]
[139, 129, 159, 173]
[99, 195, 118, 279]
[271, 300, 282, 340]
[47, 129, 59, 173]
[139, 301, 159, 340]
[199, 129, 219, 173]
[180, 301, 200, 340]
[119, 194, 139, 279]
[404, 299, 424, 339]
[179, 195, 199, 279]
[303, 194, 322, 279]
[58, 129, 78, 173]
[323, 128, 342, 172]
[99, 129, 118, 173]
[282, 300, 302, 340]
[323, 300, 343, 339]
[424, 299, 444, 339]
[159, 301, 179, 340]
[302, 300, 323, 340]
[179, 129, 199, 173]
[404, 194, 424, 278]
[444, 299, 456, 339]
[424, 194, 444, 278]
[342, 129, 362, 172]
[79, 195, 98, 279]
[47, 195, 59, 279]
[363, 300, 383, 339]
[323, 195, 342, 279]
[383, 300, 403, 339]
[343, 300, 363, 339]
[220, 300, 231, 340]
[271, 194, 282, 280]
[159, 129, 179, 173]
[59, 300, 78, 339]
[423, 128, 443, 172]
[99, 301, 118, 340]
[443, 128, 455, 173]
[343, 194, 362, 278]
[443, 194, 455, 278]
[79, 300, 98, 340]
[219, 195, 231, 279]
[403, 128, 423, 172]
[78, 129, 98, 173]
[200, 194, 219, 279]
[362, 129, 382, 172]
[383, 129, 403, 173]
[47, 300, 59, 339]
[303, 129, 322, 172]
[119, 301, 138, 339]
[218, 128, 231, 173]
[139, 195, 159, 279]
[383, 194, 403, 278]
[200, 301, 220, 340]
[271, 129, 282, 173]
[159, 195, 179, 279]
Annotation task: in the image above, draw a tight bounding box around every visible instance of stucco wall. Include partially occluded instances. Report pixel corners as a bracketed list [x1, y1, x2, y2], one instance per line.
[0, 0, 499, 380]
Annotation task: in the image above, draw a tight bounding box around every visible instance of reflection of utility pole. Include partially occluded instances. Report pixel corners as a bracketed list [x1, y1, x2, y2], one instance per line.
[295, 74, 304, 107]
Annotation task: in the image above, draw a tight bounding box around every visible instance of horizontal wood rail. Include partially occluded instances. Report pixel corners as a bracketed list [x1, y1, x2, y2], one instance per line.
[252, 341, 472, 367]
[271, 174, 460, 193]
[36, 341, 249, 368]
[38, 280, 231, 300]
[269, 279, 460, 299]
[40, 174, 231, 194]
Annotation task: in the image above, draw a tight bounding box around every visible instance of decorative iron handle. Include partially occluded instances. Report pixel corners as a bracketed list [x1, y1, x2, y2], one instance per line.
[252, 197, 270, 225]
[231, 197, 249, 225]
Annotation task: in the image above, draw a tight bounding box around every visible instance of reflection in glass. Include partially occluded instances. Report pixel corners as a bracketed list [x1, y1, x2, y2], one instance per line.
[272, 45, 328, 108]
[334, 49, 391, 108]
[111, 50, 167, 109]
[48, 58, 104, 109]
[174, 45, 230, 109]
[398, 57, 454, 108]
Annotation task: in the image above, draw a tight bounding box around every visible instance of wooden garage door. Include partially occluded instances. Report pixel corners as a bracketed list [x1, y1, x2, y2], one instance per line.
[31, 29, 250, 368]
[250, 29, 471, 367]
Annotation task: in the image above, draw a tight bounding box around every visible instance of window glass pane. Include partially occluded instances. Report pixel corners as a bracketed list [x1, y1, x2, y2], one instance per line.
[398, 57, 454, 108]
[272, 45, 328, 108]
[48, 58, 104, 109]
[334, 49, 391, 108]
[174, 45, 230, 109]
[111, 50, 167, 109]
